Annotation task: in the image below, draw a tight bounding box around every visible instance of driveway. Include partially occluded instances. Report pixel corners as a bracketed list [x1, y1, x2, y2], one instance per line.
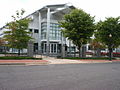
[43, 57, 85, 64]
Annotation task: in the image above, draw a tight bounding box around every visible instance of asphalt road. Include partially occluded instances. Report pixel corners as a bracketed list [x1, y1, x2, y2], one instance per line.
[0, 63, 120, 90]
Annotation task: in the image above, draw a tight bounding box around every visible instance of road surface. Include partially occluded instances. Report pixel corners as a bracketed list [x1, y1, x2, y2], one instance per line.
[0, 63, 120, 90]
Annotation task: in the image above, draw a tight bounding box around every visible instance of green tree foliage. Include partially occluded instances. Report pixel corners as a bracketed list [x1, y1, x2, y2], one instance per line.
[0, 38, 5, 46]
[96, 17, 120, 48]
[3, 9, 32, 55]
[60, 9, 95, 57]
[96, 17, 120, 60]
[90, 38, 106, 57]
[90, 38, 106, 50]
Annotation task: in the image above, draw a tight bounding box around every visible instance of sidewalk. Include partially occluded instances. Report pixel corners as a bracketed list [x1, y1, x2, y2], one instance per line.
[0, 60, 49, 65]
[42, 57, 118, 64]
[0, 56, 120, 65]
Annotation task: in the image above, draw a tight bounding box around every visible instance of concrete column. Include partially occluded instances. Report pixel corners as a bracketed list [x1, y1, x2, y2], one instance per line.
[27, 41, 34, 57]
[61, 33, 65, 58]
[46, 8, 50, 56]
[62, 44, 65, 58]
[38, 12, 42, 54]
[69, 40, 71, 57]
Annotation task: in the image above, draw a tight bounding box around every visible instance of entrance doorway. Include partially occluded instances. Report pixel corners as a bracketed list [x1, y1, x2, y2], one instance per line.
[43, 43, 58, 54]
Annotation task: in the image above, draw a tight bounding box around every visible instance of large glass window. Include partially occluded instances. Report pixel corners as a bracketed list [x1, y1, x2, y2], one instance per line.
[41, 22, 62, 40]
[41, 22, 47, 39]
[49, 23, 61, 40]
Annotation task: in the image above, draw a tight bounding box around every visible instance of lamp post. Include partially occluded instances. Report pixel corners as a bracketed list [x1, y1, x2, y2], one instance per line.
[109, 34, 112, 61]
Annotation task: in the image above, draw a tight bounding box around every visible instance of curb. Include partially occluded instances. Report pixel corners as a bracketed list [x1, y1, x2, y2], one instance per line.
[80, 61, 112, 63]
[26, 62, 50, 65]
[48, 61, 113, 64]
[112, 61, 120, 63]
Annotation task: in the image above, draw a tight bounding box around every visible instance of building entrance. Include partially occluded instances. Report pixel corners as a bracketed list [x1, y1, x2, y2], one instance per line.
[43, 43, 58, 54]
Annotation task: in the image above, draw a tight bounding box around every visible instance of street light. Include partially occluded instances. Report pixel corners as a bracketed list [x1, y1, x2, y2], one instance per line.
[109, 34, 112, 61]
[109, 34, 112, 38]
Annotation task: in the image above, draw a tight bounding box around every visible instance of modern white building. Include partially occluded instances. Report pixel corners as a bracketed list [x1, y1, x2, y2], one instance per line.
[27, 4, 76, 56]
[1, 4, 120, 57]
[0, 4, 76, 56]
[27, 4, 75, 56]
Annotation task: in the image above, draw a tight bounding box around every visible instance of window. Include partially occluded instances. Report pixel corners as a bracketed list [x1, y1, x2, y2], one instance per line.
[49, 23, 61, 40]
[34, 29, 39, 33]
[29, 29, 32, 32]
[41, 22, 62, 40]
[34, 43, 38, 52]
[88, 45, 93, 50]
[41, 33, 46, 39]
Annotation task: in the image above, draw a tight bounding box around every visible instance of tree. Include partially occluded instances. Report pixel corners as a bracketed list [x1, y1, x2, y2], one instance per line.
[90, 38, 106, 57]
[96, 17, 120, 60]
[0, 38, 5, 46]
[60, 9, 95, 57]
[0, 38, 6, 52]
[3, 9, 32, 55]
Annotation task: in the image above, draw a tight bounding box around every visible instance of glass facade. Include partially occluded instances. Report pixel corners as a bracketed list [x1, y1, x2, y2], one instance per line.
[41, 22, 61, 40]
[41, 22, 47, 39]
[41, 42, 61, 54]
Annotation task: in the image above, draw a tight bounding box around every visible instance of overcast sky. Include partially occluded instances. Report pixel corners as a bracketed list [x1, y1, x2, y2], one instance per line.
[0, 0, 120, 27]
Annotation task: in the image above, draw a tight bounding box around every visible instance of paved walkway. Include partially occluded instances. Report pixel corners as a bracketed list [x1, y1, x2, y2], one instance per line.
[0, 60, 49, 65]
[43, 57, 85, 64]
[42, 57, 116, 64]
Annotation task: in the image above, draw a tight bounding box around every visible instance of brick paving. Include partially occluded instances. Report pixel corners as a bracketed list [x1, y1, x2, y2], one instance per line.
[0, 60, 49, 65]
[0, 60, 48, 63]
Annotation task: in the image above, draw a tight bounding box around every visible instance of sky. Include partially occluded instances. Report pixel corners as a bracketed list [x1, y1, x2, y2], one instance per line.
[0, 0, 120, 27]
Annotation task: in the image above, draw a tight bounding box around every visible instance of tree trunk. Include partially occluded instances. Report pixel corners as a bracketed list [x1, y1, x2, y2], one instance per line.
[81, 45, 86, 58]
[96, 48, 101, 57]
[74, 47, 76, 57]
[78, 47, 82, 57]
[78, 47, 81, 57]
[18, 49, 20, 56]
[108, 47, 113, 61]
